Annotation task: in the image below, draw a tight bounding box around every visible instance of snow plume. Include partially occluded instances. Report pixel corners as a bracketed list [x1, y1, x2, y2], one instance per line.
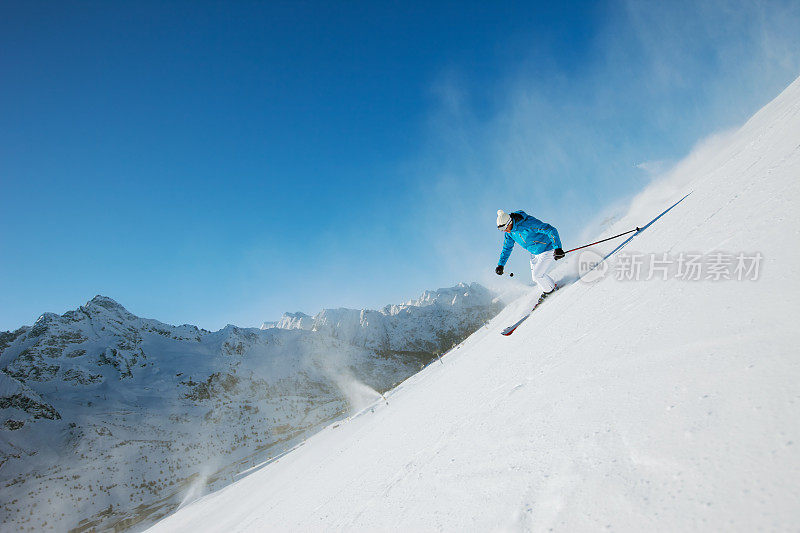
[410, 0, 800, 293]
[634, 159, 672, 176]
[177, 466, 214, 511]
[330, 370, 383, 415]
[576, 128, 738, 247]
[313, 351, 383, 415]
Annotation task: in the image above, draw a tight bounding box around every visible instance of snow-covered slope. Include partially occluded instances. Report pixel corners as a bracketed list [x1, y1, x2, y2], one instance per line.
[150, 77, 800, 531]
[0, 284, 501, 531]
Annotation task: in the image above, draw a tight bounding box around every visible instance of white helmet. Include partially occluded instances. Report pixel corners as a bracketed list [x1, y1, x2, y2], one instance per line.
[496, 209, 511, 229]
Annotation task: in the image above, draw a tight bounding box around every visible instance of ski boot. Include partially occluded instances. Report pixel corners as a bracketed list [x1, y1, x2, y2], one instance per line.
[536, 283, 559, 306]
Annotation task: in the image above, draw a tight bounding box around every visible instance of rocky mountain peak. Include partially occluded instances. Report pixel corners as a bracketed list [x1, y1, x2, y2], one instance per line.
[78, 295, 137, 323]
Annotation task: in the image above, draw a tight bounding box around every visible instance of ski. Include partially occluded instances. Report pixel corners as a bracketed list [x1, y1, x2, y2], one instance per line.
[500, 312, 531, 336]
[501, 287, 557, 336]
[593, 192, 692, 266]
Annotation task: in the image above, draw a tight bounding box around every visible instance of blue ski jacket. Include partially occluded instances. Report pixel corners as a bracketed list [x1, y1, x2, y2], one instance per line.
[498, 211, 562, 266]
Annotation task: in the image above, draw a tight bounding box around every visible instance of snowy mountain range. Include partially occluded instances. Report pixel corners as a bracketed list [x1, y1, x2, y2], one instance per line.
[261, 284, 502, 351]
[0, 283, 502, 531]
[149, 78, 800, 531]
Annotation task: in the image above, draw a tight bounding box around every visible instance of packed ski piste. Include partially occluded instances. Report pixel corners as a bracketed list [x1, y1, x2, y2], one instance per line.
[149, 77, 800, 532]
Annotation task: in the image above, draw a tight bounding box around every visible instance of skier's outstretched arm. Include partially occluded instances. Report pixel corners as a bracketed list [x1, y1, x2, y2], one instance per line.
[498, 233, 515, 266]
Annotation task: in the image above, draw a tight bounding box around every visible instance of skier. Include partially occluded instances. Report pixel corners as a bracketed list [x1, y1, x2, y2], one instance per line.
[495, 209, 565, 298]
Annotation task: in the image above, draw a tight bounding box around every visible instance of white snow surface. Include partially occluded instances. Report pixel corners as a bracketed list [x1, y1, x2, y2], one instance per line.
[151, 77, 800, 531]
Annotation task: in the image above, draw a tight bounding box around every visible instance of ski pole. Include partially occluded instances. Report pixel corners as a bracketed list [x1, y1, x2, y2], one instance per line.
[564, 227, 640, 255]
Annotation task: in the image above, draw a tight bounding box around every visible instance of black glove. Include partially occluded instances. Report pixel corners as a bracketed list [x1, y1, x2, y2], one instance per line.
[553, 248, 565, 261]
[495, 265, 504, 275]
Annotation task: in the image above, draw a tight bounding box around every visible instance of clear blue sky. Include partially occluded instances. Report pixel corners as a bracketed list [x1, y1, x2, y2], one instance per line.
[1, 1, 798, 330]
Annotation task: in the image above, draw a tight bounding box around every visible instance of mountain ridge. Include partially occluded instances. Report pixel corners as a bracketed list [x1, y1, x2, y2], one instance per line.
[0, 282, 503, 531]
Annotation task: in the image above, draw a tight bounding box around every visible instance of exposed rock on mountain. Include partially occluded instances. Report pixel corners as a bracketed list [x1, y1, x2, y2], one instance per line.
[0, 283, 502, 531]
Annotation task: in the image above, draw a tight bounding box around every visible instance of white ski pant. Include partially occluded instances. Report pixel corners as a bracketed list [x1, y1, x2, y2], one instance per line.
[530, 250, 556, 293]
